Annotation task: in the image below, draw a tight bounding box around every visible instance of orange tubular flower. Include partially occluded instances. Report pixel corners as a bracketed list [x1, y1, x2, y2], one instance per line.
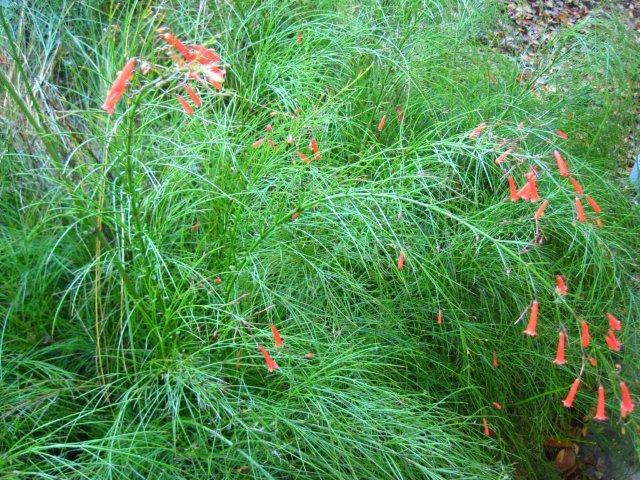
[534, 200, 549, 221]
[517, 183, 531, 201]
[164, 33, 195, 62]
[296, 151, 310, 164]
[397, 250, 405, 270]
[562, 378, 580, 408]
[184, 84, 202, 108]
[377, 114, 387, 132]
[594, 386, 607, 421]
[176, 94, 194, 116]
[553, 331, 566, 365]
[569, 177, 584, 196]
[469, 122, 487, 139]
[257, 344, 279, 372]
[555, 275, 568, 296]
[192, 44, 221, 64]
[523, 300, 539, 337]
[527, 174, 539, 202]
[309, 138, 320, 161]
[553, 150, 569, 177]
[585, 195, 601, 214]
[270, 324, 283, 349]
[482, 417, 492, 436]
[588, 356, 597, 367]
[252, 138, 265, 149]
[555, 129, 569, 140]
[580, 321, 590, 348]
[495, 148, 512, 165]
[575, 198, 586, 223]
[604, 329, 621, 352]
[102, 58, 137, 115]
[437, 309, 443, 325]
[508, 176, 518, 201]
[493, 402, 503, 410]
[492, 351, 499, 368]
[620, 382, 635, 418]
[606, 313, 621, 331]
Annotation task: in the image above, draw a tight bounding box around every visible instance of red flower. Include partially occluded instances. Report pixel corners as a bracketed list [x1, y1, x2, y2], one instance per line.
[492, 351, 498, 368]
[264, 124, 274, 132]
[252, 138, 265, 149]
[482, 417, 492, 436]
[296, 151, 310, 164]
[102, 58, 137, 115]
[395, 105, 404, 124]
[606, 313, 621, 331]
[527, 173, 539, 202]
[575, 198, 586, 223]
[604, 329, 621, 352]
[508, 176, 518, 201]
[517, 183, 531, 201]
[184, 84, 202, 108]
[192, 44, 221, 64]
[397, 250, 405, 270]
[555, 275, 568, 296]
[555, 129, 569, 140]
[270, 324, 283, 349]
[580, 321, 590, 348]
[585, 195, 601, 214]
[620, 382, 635, 418]
[213, 276, 222, 284]
[492, 402, 503, 410]
[309, 137, 320, 161]
[523, 300, 539, 337]
[553, 331, 566, 365]
[437, 309, 443, 325]
[553, 150, 569, 177]
[163, 33, 195, 62]
[495, 148, 512, 165]
[588, 356, 597, 366]
[377, 114, 387, 132]
[257, 344, 279, 372]
[562, 378, 580, 408]
[291, 211, 300, 221]
[469, 122, 487, 139]
[594, 385, 607, 421]
[534, 199, 548, 221]
[569, 177, 584, 196]
[176, 94, 194, 116]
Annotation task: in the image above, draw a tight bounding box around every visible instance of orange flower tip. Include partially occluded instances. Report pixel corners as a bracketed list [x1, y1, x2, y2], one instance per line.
[534, 199, 549, 221]
[523, 300, 539, 337]
[507, 176, 518, 201]
[377, 114, 387, 132]
[575, 198, 586, 223]
[492, 402, 503, 410]
[257, 344, 279, 372]
[213, 276, 222, 284]
[270, 324, 283, 349]
[469, 122, 487, 139]
[555, 129, 569, 140]
[588, 356, 597, 367]
[396, 250, 405, 271]
[291, 211, 300, 221]
[585, 195, 602, 214]
[606, 313, 621, 331]
[604, 329, 622, 352]
[553, 150, 569, 177]
[594, 386, 607, 421]
[176, 94, 194, 116]
[494, 148, 512, 165]
[580, 321, 590, 349]
[553, 331, 566, 365]
[620, 382, 635, 418]
[252, 138, 265, 149]
[184, 84, 202, 108]
[555, 275, 568, 296]
[569, 177, 584, 196]
[304, 352, 315, 359]
[482, 417, 492, 437]
[437, 309, 443, 325]
[562, 379, 580, 408]
[296, 151, 310, 164]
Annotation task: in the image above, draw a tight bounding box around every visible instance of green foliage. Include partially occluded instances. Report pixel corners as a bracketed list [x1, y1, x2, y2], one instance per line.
[1, 0, 638, 478]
